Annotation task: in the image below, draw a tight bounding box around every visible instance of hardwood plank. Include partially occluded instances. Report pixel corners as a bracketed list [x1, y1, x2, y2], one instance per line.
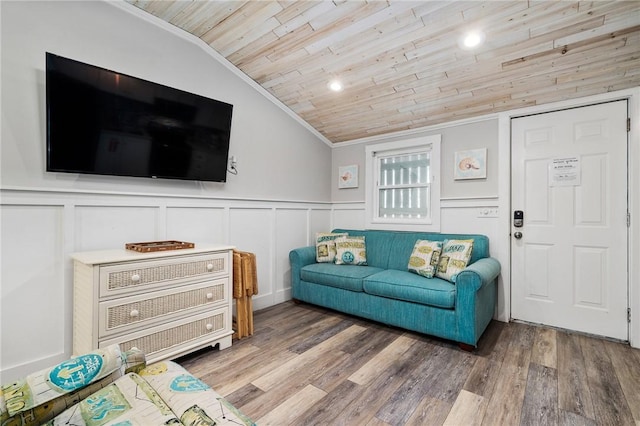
[604, 340, 640, 422]
[295, 379, 362, 425]
[520, 362, 559, 426]
[202, 345, 299, 396]
[171, 2, 245, 37]
[200, 1, 282, 46]
[443, 389, 487, 426]
[274, 1, 331, 30]
[176, 339, 260, 377]
[559, 409, 599, 426]
[287, 317, 355, 354]
[580, 335, 636, 425]
[311, 327, 402, 393]
[252, 324, 365, 391]
[557, 331, 596, 420]
[255, 383, 327, 426]
[482, 322, 536, 426]
[421, 346, 476, 403]
[376, 342, 475, 424]
[199, 315, 346, 392]
[463, 356, 502, 398]
[404, 395, 453, 426]
[531, 327, 558, 369]
[348, 334, 418, 385]
[223, 382, 263, 410]
[367, 417, 392, 426]
[239, 350, 350, 420]
[480, 319, 512, 363]
[373, 343, 442, 424]
[336, 339, 431, 424]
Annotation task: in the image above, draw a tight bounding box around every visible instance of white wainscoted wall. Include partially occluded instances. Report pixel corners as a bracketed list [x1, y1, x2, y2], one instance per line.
[0, 188, 336, 381]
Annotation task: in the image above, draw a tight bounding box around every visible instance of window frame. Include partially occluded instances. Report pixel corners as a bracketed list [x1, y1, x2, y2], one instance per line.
[365, 135, 441, 231]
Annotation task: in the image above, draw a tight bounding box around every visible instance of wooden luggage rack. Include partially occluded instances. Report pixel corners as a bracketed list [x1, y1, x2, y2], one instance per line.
[232, 250, 258, 339]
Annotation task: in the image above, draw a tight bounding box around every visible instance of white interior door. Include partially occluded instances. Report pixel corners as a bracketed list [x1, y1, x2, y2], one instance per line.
[511, 101, 628, 340]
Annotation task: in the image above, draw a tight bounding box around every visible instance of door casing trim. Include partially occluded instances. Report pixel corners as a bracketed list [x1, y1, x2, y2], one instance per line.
[497, 87, 640, 348]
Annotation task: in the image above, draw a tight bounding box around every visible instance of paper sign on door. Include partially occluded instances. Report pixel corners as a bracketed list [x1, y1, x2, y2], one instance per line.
[549, 157, 581, 186]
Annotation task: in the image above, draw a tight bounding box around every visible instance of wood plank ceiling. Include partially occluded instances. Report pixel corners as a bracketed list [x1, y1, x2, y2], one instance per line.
[127, 1, 640, 143]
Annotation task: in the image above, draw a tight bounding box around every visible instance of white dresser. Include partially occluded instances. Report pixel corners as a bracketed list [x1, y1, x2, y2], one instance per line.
[71, 244, 234, 363]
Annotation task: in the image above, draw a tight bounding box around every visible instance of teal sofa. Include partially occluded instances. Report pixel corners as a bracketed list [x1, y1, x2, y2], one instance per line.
[289, 229, 501, 349]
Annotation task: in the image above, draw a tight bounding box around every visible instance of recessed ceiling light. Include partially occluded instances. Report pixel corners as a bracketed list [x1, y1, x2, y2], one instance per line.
[328, 80, 343, 92]
[460, 30, 485, 49]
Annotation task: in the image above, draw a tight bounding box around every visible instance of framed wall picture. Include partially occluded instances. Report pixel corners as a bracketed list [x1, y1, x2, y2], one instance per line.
[454, 148, 487, 180]
[338, 164, 358, 188]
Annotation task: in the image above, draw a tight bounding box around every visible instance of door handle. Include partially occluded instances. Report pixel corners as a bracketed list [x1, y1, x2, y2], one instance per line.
[514, 231, 523, 239]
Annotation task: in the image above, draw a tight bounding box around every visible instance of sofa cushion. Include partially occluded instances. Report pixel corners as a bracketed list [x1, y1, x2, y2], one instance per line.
[363, 270, 456, 308]
[332, 229, 397, 268]
[334, 236, 367, 265]
[315, 232, 348, 263]
[407, 240, 442, 278]
[334, 229, 490, 271]
[436, 239, 474, 282]
[301, 263, 384, 292]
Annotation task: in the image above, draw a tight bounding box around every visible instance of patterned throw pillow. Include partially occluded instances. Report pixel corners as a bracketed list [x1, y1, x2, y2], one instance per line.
[408, 240, 442, 278]
[315, 232, 348, 263]
[436, 239, 474, 283]
[334, 236, 367, 265]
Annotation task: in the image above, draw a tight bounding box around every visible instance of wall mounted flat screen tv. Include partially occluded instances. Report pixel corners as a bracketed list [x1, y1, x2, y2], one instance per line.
[46, 52, 233, 182]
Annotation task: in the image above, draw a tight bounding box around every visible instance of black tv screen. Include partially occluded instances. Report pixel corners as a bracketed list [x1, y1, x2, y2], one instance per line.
[46, 52, 233, 182]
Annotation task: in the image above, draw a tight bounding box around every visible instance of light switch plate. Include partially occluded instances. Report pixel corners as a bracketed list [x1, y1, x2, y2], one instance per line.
[478, 207, 499, 218]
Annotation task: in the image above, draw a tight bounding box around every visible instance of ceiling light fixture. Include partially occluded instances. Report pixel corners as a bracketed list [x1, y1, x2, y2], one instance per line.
[328, 80, 343, 92]
[459, 30, 485, 50]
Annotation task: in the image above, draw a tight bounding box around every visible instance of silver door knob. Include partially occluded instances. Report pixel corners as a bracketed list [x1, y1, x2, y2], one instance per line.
[514, 231, 523, 239]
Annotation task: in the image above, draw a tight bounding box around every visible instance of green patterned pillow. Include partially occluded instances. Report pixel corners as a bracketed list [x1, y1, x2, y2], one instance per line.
[315, 232, 348, 263]
[334, 236, 367, 265]
[408, 240, 442, 278]
[436, 239, 474, 282]
[1, 345, 124, 417]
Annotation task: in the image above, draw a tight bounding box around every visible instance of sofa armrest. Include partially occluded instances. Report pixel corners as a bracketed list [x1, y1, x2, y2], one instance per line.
[454, 257, 501, 346]
[289, 246, 317, 267]
[289, 246, 316, 299]
[457, 257, 501, 291]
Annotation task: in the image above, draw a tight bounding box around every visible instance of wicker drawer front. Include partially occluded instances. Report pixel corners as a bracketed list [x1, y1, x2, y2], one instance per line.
[98, 279, 227, 337]
[99, 252, 228, 298]
[100, 309, 229, 360]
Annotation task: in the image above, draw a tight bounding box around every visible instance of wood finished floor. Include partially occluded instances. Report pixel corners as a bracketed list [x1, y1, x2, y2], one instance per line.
[177, 301, 640, 426]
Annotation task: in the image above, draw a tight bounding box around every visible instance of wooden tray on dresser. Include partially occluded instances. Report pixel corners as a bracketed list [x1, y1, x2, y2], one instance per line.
[125, 240, 195, 253]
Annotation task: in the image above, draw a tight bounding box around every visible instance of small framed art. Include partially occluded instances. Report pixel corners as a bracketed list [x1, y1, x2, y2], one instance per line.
[454, 148, 487, 180]
[338, 164, 358, 188]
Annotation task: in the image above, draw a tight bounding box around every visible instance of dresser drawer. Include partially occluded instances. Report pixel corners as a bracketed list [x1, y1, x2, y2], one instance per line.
[100, 308, 230, 361]
[99, 252, 228, 298]
[98, 279, 228, 337]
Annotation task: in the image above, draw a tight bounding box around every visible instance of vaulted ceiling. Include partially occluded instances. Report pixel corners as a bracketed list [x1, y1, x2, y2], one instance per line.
[127, 1, 640, 143]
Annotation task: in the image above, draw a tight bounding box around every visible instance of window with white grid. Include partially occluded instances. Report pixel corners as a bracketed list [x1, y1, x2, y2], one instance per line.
[366, 135, 441, 231]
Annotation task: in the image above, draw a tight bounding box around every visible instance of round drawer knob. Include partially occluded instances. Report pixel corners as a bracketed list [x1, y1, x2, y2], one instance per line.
[206, 292, 214, 300]
[206, 323, 214, 331]
[131, 274, 141, 282]
[130, 309, 139, 318]
[206, 263, 214, 271]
